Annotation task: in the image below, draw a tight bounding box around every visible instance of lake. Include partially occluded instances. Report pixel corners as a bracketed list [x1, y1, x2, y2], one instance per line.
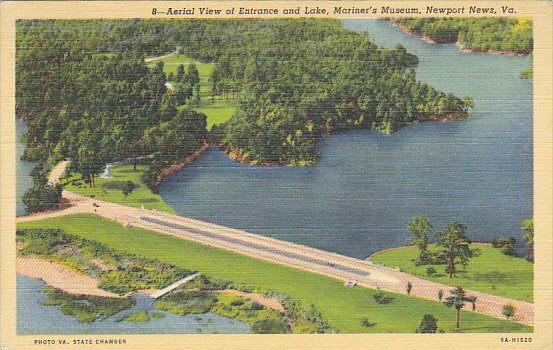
[158, 19, 532, 258]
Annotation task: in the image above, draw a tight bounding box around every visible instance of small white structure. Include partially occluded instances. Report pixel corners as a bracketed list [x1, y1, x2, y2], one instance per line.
[345, 280, 356, 287]
[101, 164, 113, 179]
[151, 273, 202, 299]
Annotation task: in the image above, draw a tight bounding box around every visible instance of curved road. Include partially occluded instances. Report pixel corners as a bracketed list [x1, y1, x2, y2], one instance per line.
[17, 162, 534, 325]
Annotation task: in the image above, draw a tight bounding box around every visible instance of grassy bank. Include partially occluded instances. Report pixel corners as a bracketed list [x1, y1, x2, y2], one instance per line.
[370, 244, 533, 302]
[18, 215, 532, 333]
[63, 164, 175, 213]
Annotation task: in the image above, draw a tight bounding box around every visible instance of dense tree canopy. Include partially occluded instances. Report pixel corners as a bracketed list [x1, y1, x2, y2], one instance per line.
[17, 19, 471, 177]
[393, 18, 533, 55]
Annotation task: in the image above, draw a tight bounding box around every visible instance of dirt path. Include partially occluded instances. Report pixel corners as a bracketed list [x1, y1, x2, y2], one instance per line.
[16, 257, 119, 298]
[144, 51, 178, 62]
[47, 160, 69, 185]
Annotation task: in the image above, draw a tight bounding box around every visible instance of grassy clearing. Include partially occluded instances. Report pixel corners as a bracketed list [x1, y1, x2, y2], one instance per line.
[146, 53, 195, 65]
[147, 53, 236, 129]
[194, 100, 239, 130]
[369, 245, 533, 302]
[18, 215, 532, 333]
[62, 164, 175, 213]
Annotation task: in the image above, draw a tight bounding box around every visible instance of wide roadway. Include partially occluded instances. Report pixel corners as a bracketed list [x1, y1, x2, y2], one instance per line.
[17, 162, 533, 325]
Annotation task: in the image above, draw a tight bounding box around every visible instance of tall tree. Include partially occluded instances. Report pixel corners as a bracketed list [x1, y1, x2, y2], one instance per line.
[435, 222, 474, 278]
[521, 218, 534, 261]
[443, 287, 472, 329]
[407, 216, 432, 259]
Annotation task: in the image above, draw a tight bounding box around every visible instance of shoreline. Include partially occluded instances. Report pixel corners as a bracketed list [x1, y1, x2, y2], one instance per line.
[16, 257, 120, 298]
[389, 20, 530, 56]
[154, 142, 209, 187]
[220, 109, 469, 167]
[366, 241, 523, 261]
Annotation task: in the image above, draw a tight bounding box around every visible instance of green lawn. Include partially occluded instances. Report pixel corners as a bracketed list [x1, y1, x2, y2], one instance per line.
[146, 53, 195, 65]
[194, 100, 239, 130]
[18, 215, 532, 334]
[62, 164, 175, 214]
[370, 245, 533, 302]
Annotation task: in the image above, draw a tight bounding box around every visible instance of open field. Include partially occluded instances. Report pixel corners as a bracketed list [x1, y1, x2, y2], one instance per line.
[194, 100, 239, 130]
[370, 245, 533, 302]
[17, 214, 532, 333]
[63, 165, 175, 213]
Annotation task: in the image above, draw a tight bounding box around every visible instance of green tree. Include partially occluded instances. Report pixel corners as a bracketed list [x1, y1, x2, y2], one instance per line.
[186, 63, 200, 87]
[416, 314, 438, 333]
[22, 164, 63, 213]
[177, 64, 185, 81]
[492, 236, 517, 256]
[436, 222, 474, 278]
[407, 216, 433, 261]
[522, 218, 534, 261]
[443, 287, 472, 329]
[502, 304, 515, 320]
[122, 181, 136, 198]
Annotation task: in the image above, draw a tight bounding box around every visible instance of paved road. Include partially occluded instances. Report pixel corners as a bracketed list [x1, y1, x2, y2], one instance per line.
[17, 162, 534, 325]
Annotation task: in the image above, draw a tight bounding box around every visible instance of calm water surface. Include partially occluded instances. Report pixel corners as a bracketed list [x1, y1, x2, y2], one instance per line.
[159, 19, 533, 258]
[17, 275, 250, 335]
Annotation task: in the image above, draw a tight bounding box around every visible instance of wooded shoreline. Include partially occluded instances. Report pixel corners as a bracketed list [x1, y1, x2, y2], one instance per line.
[389, 20, 532, 56]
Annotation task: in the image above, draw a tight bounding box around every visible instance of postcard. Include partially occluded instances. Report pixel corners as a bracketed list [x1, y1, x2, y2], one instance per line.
[1, 1, 551, 349]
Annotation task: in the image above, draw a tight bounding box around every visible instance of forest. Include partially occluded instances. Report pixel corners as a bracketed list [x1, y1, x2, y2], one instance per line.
[17, 19, 471, 188]
[392, 18, 533, 55]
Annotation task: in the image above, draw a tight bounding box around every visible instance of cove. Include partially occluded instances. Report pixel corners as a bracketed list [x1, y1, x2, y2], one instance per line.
[16, 275, 250, 335]
[159, 19, 532, 259]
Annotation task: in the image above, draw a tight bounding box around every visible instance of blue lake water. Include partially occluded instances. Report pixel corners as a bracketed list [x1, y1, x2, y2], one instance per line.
[17, 275, 250, 335]
[16, 119, 34, 216]
[159, 19, 532, 258]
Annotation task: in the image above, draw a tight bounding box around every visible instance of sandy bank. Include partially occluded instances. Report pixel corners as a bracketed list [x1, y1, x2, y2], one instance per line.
[154, 142, 209, 186]
[16, 257, 120, 298]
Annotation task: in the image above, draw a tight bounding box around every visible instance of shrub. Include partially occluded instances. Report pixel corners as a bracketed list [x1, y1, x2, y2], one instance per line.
[373, 292, 394, 304]
[250, 319, 289, 334]
[22, 183, 62, 213]
[416, 314, 438, 333]
[101, 181, 141, 191]
[251, 302, 264, 310]
[502, 304, 515, 319]
[492, 237, 517, 256]
[230, 299, 244, 307]
[426, 267, 437, 276]
[361, 318, 377, 328]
